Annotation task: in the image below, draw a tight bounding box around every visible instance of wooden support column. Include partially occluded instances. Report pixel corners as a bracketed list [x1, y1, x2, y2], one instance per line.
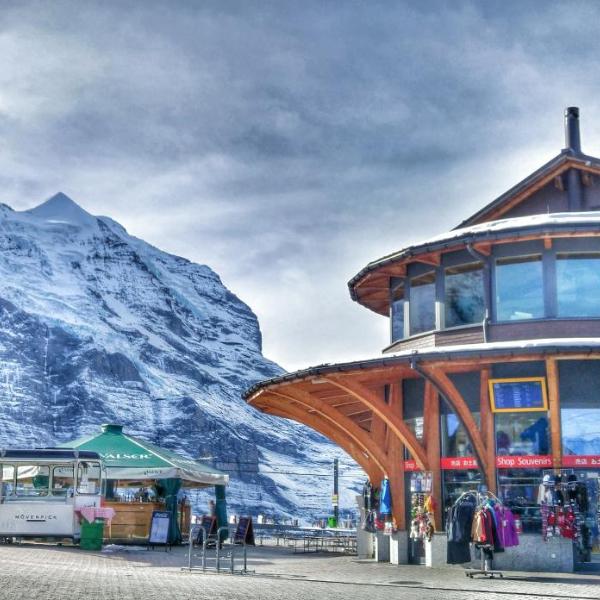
[388, 382, 406, 530]
[424, 381, 442, 531]
[419, 365, 491, 489]
[479, 368, 497, 494]
[546, 358, 562, 471]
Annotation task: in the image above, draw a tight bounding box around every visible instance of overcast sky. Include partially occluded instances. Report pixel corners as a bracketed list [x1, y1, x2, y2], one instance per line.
[2, 1, 600, 371]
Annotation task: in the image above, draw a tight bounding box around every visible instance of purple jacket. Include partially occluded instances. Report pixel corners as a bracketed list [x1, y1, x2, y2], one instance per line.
[494, 505, 519, 548]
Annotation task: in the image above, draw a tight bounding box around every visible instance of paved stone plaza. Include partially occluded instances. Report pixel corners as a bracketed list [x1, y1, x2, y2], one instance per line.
[0, 543, 598, 600]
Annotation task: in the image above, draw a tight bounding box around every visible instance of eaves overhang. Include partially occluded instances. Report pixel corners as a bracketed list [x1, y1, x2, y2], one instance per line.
[349, 212, 600, 314]
[244, 338, 600, 400]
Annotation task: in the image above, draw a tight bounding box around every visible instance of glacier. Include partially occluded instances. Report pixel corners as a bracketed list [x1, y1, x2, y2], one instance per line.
[0, 192, 360, 520]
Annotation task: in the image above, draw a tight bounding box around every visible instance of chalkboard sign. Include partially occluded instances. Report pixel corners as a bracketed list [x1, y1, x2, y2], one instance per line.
[234, 516, 255, 546]
[201, 515, 217, 536]
[149, 511, 170, 545]
[489, 377, 548, 413]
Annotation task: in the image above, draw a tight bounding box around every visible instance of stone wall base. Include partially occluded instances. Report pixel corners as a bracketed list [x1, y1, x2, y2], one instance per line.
[428, 533, 575, 573]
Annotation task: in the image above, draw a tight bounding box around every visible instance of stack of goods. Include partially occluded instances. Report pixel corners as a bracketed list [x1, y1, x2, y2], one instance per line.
[410, 492, 435, 542]
[361, 478, 397, 534]
[361, 480, 379, 532]
[471, 499, 519, 550]
[447, 492, 477, 564]
[447, 492, 519, 565]
[538, 473, 594, 561]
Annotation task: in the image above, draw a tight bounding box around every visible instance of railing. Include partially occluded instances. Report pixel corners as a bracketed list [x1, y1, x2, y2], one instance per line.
[183, 524, 251, 575]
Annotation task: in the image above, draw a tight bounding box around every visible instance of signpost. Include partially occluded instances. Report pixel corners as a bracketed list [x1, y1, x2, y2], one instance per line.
[489, 377, 548, 413]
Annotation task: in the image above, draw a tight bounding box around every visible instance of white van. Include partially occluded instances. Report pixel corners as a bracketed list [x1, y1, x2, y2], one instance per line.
[0, 449, 103, 540]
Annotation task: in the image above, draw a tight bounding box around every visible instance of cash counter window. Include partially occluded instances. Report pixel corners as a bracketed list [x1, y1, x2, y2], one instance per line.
[77, 462, 101, 495]
[52, 466, 74, 496]
[15, 465, 50, 497]
[495, 255, 543, 321]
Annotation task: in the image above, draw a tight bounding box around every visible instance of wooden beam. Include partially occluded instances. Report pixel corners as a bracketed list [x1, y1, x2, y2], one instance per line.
[479, 368, 497, 494]
[413, 252, 441, 267]
[419, 366, 491, 488]
[264, 388, 390, 476]
[554, 175, 564, 191]
[330, 400, 362, 408]
[324, 375, 429, 470]
[370, 386, 388, 449]
[388, 382, 406, 530]
[581, 171, 593, 187]
[546, 358, 562, 471]
[472, 242, 492, 256]
[423, 381, 442, 530]
[262, 403, 382, 483]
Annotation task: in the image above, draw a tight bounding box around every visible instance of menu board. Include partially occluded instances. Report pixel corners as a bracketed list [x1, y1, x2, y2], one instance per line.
[149, 511, 170, 545]
[233, 516, 255, 546]
[489, 377, 548, 413]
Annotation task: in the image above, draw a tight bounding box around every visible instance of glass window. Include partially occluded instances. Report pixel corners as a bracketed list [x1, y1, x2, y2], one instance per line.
[495, 255, 543, 321]
[442, 470, 482, 517]
[441, 413, 480, 457]
[445, 263, 485, 327]
[497, 469, 542, 533]
[409, 272, 436, 334]
[77, 462, 101, 495]
[562, 408, 600, 455]
[15, 465, 49, 497]
[0, 465, 14, 501]
[52, 466, 74, 496]
[495, 412, 550, 456]
[557, 253, 600, 317]
[390, 283, 405, 342]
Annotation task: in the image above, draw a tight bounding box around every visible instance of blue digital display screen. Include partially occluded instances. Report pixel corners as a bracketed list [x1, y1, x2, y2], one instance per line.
[491, 380, 546, 411]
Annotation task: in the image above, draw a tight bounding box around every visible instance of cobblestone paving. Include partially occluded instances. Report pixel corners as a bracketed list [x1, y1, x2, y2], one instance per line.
[0, 543, 598, 600]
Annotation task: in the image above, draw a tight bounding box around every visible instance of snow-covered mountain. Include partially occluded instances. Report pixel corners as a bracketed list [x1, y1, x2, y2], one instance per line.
[0, 192, 356, 519]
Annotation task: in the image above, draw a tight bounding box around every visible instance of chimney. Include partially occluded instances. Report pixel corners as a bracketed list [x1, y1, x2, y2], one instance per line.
[564, 106, 582, 154]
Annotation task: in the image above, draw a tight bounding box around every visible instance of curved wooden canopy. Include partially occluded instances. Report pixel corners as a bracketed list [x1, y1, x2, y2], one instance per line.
[247, 344, 600, 528]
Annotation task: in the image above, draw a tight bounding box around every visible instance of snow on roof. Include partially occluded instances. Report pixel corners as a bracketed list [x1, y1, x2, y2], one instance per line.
[246, 337, 600, 396]
[367, 211, 600, 269]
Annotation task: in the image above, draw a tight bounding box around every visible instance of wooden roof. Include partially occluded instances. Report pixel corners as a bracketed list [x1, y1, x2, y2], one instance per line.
[457, 151, 600, 227]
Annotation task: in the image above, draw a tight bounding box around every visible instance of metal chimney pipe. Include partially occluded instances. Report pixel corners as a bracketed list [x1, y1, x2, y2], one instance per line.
[565, 106, 581, 153]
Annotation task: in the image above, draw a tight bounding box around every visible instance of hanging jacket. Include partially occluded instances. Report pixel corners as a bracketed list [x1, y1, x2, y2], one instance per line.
[379, 478, 392, 516]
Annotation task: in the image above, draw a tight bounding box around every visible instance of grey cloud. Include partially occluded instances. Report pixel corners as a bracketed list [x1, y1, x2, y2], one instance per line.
[2, 1, 600, 368]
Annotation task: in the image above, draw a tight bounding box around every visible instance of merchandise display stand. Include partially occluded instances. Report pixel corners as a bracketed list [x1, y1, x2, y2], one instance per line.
[451, 489, 506, 579]
[465, 544, 503, 579]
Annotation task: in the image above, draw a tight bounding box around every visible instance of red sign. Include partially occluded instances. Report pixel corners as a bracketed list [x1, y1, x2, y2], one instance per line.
[403, 460, 419, 472]
[496, 455, 552, 469]
[440, 456, 479, 470]
[562, 455, 600, 468]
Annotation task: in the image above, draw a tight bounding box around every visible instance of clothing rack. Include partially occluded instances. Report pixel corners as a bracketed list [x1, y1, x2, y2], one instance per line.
[456, 490, 504, 579]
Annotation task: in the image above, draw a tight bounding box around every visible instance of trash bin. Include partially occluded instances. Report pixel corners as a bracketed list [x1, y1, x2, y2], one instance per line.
[327, 517, 337, 528]
[79, 518, 104, 551]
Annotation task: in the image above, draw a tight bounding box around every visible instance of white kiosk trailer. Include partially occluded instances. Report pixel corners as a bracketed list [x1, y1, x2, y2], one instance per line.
[0, 449, 103, 540]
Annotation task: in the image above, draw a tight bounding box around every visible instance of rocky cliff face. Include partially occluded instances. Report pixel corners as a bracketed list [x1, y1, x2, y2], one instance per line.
[0, 193, 345, 518]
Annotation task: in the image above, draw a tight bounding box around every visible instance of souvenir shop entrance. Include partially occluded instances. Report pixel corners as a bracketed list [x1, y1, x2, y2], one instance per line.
[572, 470, 600, 570]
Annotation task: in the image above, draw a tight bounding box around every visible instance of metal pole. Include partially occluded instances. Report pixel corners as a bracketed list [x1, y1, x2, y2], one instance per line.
[202, 527, 208, 572]
[333, 458, 339, 526]
[216, 526, 227, 573]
